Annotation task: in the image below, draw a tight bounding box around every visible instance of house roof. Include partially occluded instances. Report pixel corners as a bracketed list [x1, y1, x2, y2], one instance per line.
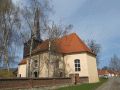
[98, 69, 119, 75]
[32, 33, 93, 54]
[19, 33, 94, 65]
[108, 70, 119, 75]
[98, 70, 110, 75]
[18, 59, 27, 65]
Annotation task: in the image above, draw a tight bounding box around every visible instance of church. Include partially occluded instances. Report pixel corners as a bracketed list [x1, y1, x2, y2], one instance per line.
[17, 8, 99, 83]
[18, 32, 99, 83]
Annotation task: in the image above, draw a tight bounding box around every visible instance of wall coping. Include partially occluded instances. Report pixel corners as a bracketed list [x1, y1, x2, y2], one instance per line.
[0, 77, 71, 80]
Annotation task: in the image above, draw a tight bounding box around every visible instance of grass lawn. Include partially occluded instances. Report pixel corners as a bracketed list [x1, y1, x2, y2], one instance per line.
[0, 70, 15, 78]
[56, 78, 108, 90]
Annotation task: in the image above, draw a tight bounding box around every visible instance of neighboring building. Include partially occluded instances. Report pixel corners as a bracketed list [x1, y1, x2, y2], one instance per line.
[98, 69, 119, 78]
[98, 69, 110, 78]
[18, 33, 99, 83]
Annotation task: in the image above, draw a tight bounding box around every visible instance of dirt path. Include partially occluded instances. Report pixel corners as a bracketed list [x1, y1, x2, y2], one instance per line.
[96, 77, 120, 90]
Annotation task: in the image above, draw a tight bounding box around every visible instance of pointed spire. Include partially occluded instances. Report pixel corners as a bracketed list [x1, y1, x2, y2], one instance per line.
[33, 7, 40, 41]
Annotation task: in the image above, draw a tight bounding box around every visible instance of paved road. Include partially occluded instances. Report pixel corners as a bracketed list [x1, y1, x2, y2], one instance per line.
[96, 77, 120, 90]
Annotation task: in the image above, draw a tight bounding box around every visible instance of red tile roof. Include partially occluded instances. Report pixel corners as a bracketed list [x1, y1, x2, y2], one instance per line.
[18, 59, 27, 65]
[108, 70, 119, 75]
[19, 33, 94, 65]
[98, 70, 110, 75]
[58, 33, 93, 54]
[98, 69, 119, 75]
[32, 33, 93, 54]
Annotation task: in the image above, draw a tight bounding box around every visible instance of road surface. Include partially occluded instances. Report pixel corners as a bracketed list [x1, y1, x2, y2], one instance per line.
[96, 77, 120, 90]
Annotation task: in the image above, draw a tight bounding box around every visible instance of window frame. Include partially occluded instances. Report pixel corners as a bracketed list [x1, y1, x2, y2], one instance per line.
[74, 59, 81, 71]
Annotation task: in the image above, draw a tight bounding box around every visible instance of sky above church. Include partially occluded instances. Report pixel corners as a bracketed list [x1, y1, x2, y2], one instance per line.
[13, 0, 120, 68]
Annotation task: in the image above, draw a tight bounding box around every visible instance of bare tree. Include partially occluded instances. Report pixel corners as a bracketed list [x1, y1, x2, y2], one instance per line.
[102, 66, 109, 70]
[46, 22, 73, 77]
[87, 40, 101, 67]
[0, 0, 21, 71]
[109, 54, 120, 71]
[21, 0, 51, 77]
[20, 0, 72, 77]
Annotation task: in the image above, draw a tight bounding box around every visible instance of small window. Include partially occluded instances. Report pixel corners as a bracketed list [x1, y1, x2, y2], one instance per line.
[34, 60, 38, 67]
[74, 59, 81, 71]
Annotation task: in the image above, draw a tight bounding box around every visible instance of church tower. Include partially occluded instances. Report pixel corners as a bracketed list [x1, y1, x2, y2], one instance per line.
[33, 7, 41, 41]
[23, 8, 42, 57]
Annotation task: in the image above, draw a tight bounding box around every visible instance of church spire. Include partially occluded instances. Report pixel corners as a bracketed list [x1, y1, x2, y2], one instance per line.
[33, 7, 41, 41]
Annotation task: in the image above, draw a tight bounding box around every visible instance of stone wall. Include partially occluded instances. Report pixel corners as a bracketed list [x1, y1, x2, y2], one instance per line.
[0, 76, 89, 89]
[0, 78, 72, 89]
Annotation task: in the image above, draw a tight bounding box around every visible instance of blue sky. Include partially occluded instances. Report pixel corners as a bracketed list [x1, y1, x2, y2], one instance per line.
[13, 0, 120, 68]
[50, 0, 120, 68]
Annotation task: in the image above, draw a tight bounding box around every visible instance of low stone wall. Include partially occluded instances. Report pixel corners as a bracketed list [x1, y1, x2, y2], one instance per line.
[69, 74, 89, 84]
[0, 78, 72, 89]
[79, 77, 89, 83]
[0, 76, 89, 89]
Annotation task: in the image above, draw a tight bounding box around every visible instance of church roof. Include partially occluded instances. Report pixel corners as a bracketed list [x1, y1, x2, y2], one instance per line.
[19, 33, 94, 65]
[32, 33, 93, 54]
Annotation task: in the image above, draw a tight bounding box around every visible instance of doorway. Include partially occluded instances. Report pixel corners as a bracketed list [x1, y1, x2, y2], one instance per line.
[34, 71, 38, 78]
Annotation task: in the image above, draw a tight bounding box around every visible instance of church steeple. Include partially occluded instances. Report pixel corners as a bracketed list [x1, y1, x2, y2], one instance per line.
[33, 8, 41, 41]
[23, 8, 43, 57]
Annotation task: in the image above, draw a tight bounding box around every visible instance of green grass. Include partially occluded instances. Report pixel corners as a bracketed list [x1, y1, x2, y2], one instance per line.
[56, 78, 108, 90]
[0, 70, 15, 78]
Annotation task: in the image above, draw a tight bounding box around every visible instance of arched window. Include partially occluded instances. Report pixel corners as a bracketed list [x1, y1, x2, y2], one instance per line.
[74, 59, 81, 71]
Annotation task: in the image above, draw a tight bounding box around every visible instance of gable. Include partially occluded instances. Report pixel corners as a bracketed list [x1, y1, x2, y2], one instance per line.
[56, 33, 92, 54]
